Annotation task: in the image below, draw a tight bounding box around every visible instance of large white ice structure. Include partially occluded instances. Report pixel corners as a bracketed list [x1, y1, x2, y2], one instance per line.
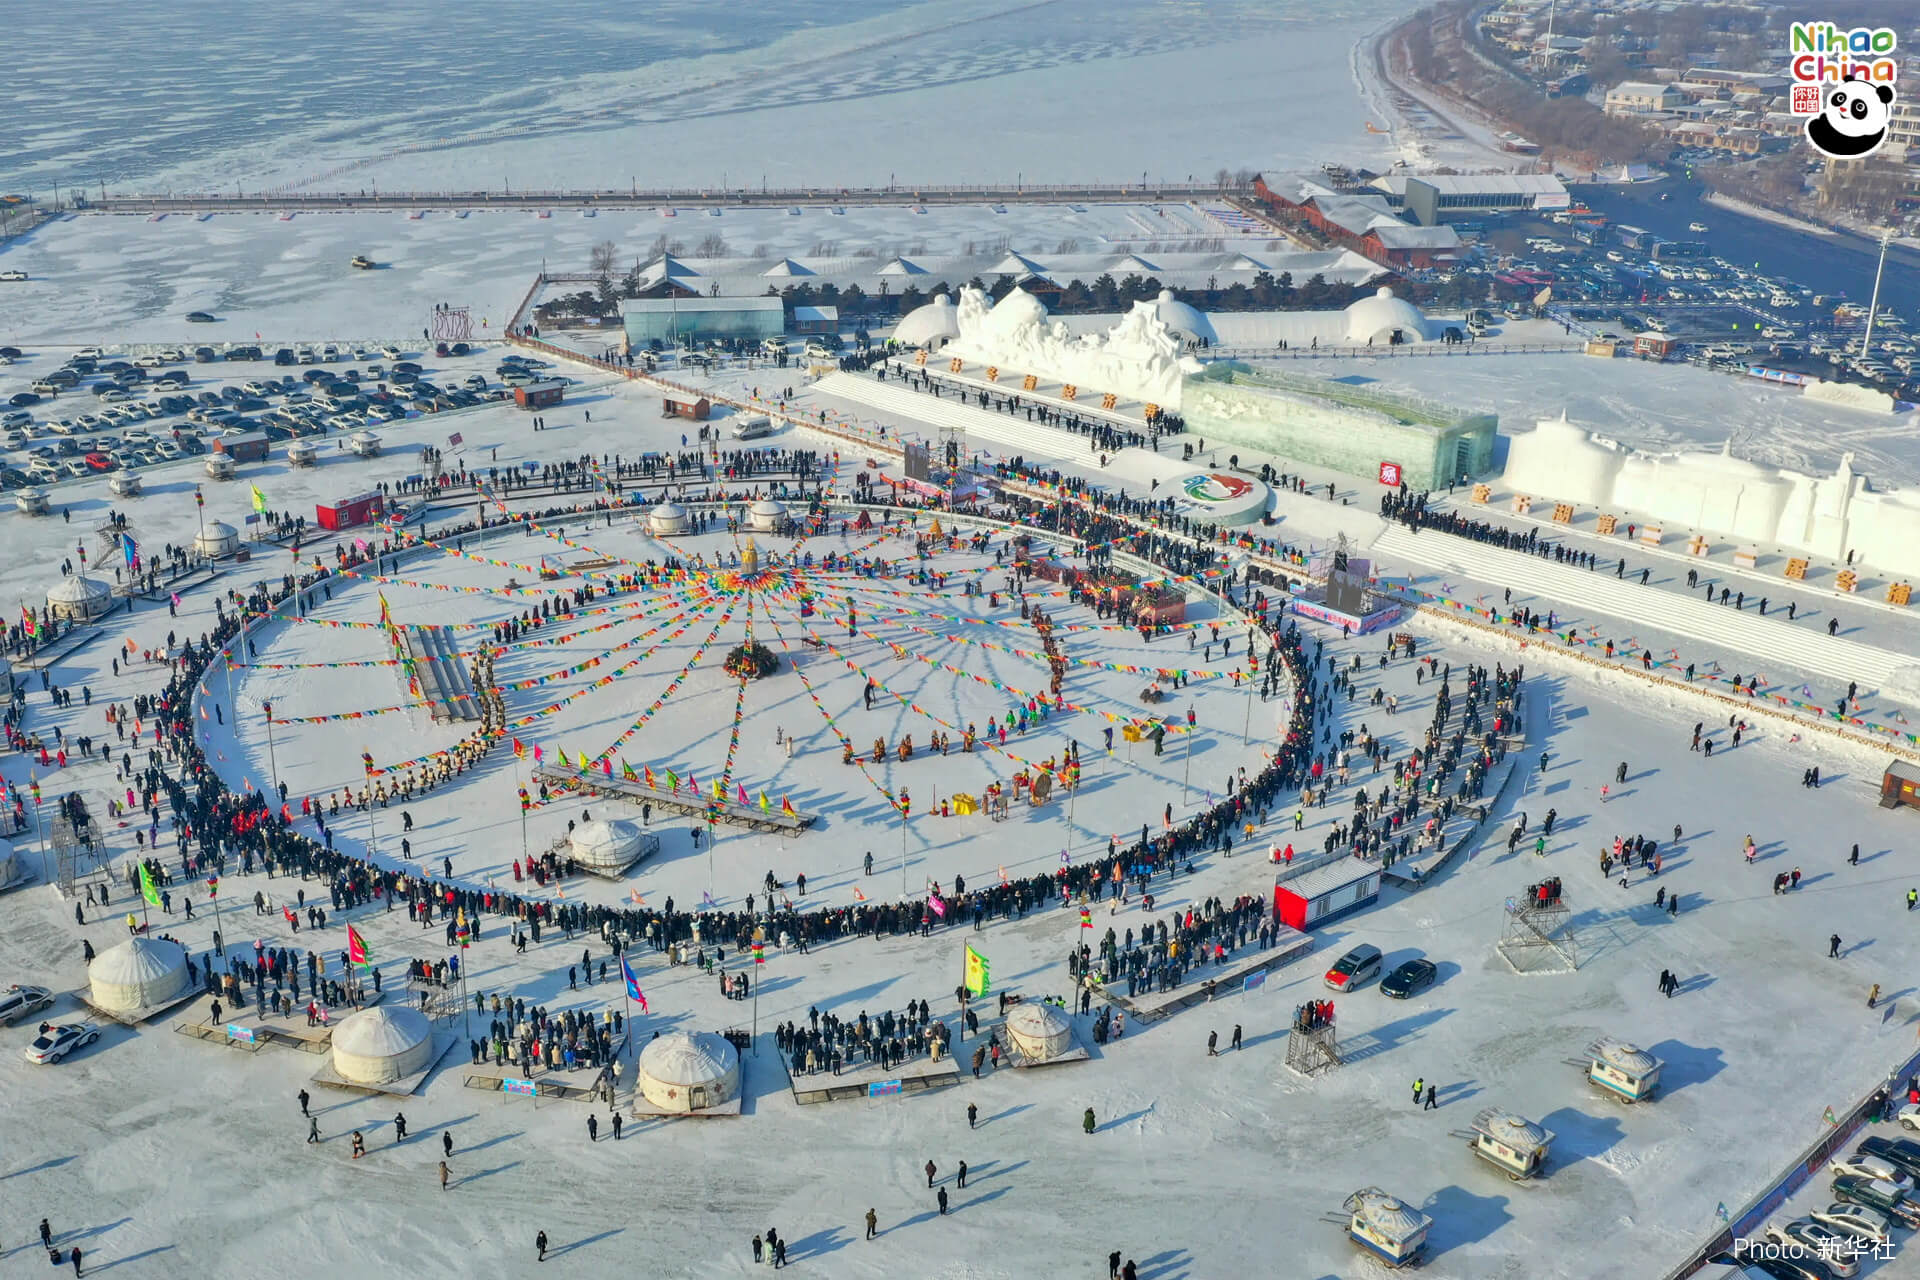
[331, 1006, 435, 1084]
[892, 292, 961, 350]
[943, 285, 1204, 409]
[1502, 413, 1920, 577]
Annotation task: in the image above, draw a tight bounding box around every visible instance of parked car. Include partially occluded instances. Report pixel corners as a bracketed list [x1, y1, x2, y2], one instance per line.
[0, 984, 53, 1025]
[1809, 1202, 1893, 1246]
[1324, 944, 1383, 992]
[1829, 1153, 1912, 1190]
[7, 392, 40, 408]
[0, 410, 31, 430]
[1831, 1175, 1920, 1228]
[184, 311, 217, 323]
[1762, 1221, 1863, 1278]
[732, 415, 774, 440]
[1856, 1137, 1920, 1182]
[83, 452, 114, 472]
[24, 1022, 100, 1064]
[1380, 958, 1438, 999]
[381, 345, 402, 360]
[0, 269, 27, 282]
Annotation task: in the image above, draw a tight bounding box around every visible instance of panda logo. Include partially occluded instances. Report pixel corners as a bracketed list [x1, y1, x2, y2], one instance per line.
[1806, 76, 1896, 159]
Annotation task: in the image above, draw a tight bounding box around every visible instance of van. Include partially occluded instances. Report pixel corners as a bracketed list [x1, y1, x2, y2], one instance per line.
[1325, 944, 1383, 991]
[732, 415, 774, 441]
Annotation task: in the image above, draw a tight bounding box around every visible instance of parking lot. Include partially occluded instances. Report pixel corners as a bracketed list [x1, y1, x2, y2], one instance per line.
[0, 339, 556, 493]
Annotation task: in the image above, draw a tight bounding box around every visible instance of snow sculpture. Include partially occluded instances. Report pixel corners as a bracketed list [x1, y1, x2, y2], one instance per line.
[1502, 414, 1920, 577]
[945, 286, 1204, 409]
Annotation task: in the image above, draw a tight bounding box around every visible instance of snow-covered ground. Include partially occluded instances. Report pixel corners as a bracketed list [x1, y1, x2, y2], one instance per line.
[0, 202, 1284, 347]
[3, 372, 1920, 1277]
[5, 0, 1419, 198]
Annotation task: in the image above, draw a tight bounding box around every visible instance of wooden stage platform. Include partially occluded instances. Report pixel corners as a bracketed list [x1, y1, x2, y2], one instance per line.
[1098, 928, 1317, 1025]
[782, 1049, 962, 1104]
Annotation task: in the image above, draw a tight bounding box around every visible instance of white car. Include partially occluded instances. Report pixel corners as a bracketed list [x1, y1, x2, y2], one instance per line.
[1761, 1219, 1863, 1277]
[24, 1022, 100, 1064]
[380, 346, 402, 360]
[0, 269, 28, 282]
[75, 346, 103, 359]
[1810, 1202, 1893, 1246]
[1831, 1153, 1912, 1189]
[135, 354, 167, 368]
[0, 985, 53, 1025]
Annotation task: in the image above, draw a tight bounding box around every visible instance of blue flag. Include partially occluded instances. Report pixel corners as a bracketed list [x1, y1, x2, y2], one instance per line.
[621, 955, 648, 1013]
[121, 532, 139, 569]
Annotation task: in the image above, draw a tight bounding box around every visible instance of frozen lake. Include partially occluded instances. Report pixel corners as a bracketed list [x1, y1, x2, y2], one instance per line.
[3, 0, 1420, 196]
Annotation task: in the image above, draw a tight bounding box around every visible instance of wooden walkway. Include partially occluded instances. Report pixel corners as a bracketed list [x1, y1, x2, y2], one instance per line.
[533, 767, 817, 835]
[1098, 928, 1317, 1025]
[400, 625, 481, 723]
[783, 1050, 961, 1104]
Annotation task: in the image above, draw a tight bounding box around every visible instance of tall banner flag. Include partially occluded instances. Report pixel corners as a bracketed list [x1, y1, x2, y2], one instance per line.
[250, 483, 269, 514]
[121, 532, 139, 569]
[1079, 906, 1092, 930]
[347, 924, 372, 968]
[964, 944, 991, 996]
[139, 863, 161, 907]
[621, 955, 648, 1013]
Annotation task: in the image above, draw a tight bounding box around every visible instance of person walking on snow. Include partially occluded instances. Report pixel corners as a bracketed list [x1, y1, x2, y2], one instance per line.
[1831, 934, 1843, 958]
[865, 1209, 878, 1240]
[1231, 1024, 1243, 1051]
[536, 1230, 548, 1262]
[925, 1158, 937, 1187]
[1084, 1107, 1097, 1134]
[1424, 1084, 1438, 1109]
[1207, 1030, 1218, 1056]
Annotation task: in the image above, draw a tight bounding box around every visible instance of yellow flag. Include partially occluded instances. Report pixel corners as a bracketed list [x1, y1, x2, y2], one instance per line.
[964, 944, 991, 997]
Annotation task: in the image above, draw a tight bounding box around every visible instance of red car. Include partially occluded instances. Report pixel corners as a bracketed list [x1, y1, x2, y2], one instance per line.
[84, 451, 115, 471]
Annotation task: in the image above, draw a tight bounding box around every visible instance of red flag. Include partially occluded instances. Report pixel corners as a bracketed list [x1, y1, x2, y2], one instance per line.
[347, 925, 372, 968]
[781, 796, 795, 816]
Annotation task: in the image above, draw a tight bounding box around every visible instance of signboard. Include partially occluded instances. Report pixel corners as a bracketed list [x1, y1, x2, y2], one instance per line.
[1377, 461, 1402, 487]
[501, 1077, 538, 1097]
[868, 1079, 903, 1097]
[225, 1023, 257, 1043]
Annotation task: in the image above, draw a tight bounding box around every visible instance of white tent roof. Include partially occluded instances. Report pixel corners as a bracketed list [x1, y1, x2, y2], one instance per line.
[200, 520, 238, 539]
[988, 251, 1048, 276]
[46, 575, 111, 604]
[333, 1006, 431, 1060]
[570, 818, 642, 863]
[1006, 1001, 1072, 1040]
[761, 258, 814, 277]
[750, 498, 787, 516]
[639, 1030, 739, 1086]
[1112, 254, 1160, 273]
[1476, 1109, 1550, 1152]
[650, 501, 687, 518]
[91, 936, 186, 986]
[877, 257, 927, 275]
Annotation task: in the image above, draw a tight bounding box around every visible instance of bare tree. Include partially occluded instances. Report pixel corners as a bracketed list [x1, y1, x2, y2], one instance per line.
[589, 239, 619, 280]
[648, 233, 672, 260]
[695, 232, 729, 258]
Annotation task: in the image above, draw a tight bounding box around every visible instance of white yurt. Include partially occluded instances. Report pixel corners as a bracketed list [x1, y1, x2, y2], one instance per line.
[286, 440, 318, 468]
[89, 936, 189, 1012]
[44, 575, 112, 622]
[648, 501, 690, 536]
[892, 293, 961, 350]
[108, 472, 144, 497]
[332, 1006, 435, 1084]
[1343, 286, 1433, 346]
[747, 498, 786, 533]
[1005, 1001, 1074, 1062]
[569, 819, 649, 877]
[193, 520, 240, 560]
[637, 1031, 741, 1112]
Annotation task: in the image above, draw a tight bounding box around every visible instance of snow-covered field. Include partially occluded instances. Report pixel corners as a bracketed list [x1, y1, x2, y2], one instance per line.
[2, 376, 1919, 1277]
[5, 0, 1419, 198]
[0, 202, 1277, 347]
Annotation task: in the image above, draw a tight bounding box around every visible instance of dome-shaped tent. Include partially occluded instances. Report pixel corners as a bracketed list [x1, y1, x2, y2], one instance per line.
[332, 1006, 435, 1084]
[747, 498, 787, 533]
[648, 501, 690, 537]
[569, 818, 654, 877]
[637, 1030, 741, 1112]
[193, 521, 240, 560]
[893, 294, 961, 350]
[45, 574, 112, 621]
[89, 936, 189, 1012]
[1343, 286, 1431, 346]
[1005, 1001, 1074, 1063]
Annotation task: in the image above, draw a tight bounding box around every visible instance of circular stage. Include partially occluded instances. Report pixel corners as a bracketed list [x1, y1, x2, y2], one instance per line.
[201, 504, 1289, 903]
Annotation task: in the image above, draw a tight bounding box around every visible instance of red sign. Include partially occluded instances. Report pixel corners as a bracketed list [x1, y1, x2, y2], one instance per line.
[1377, 461, 1403, 487]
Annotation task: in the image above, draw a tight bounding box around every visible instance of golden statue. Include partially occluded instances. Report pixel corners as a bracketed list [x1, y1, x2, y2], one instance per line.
[741, 537, 760, 574]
